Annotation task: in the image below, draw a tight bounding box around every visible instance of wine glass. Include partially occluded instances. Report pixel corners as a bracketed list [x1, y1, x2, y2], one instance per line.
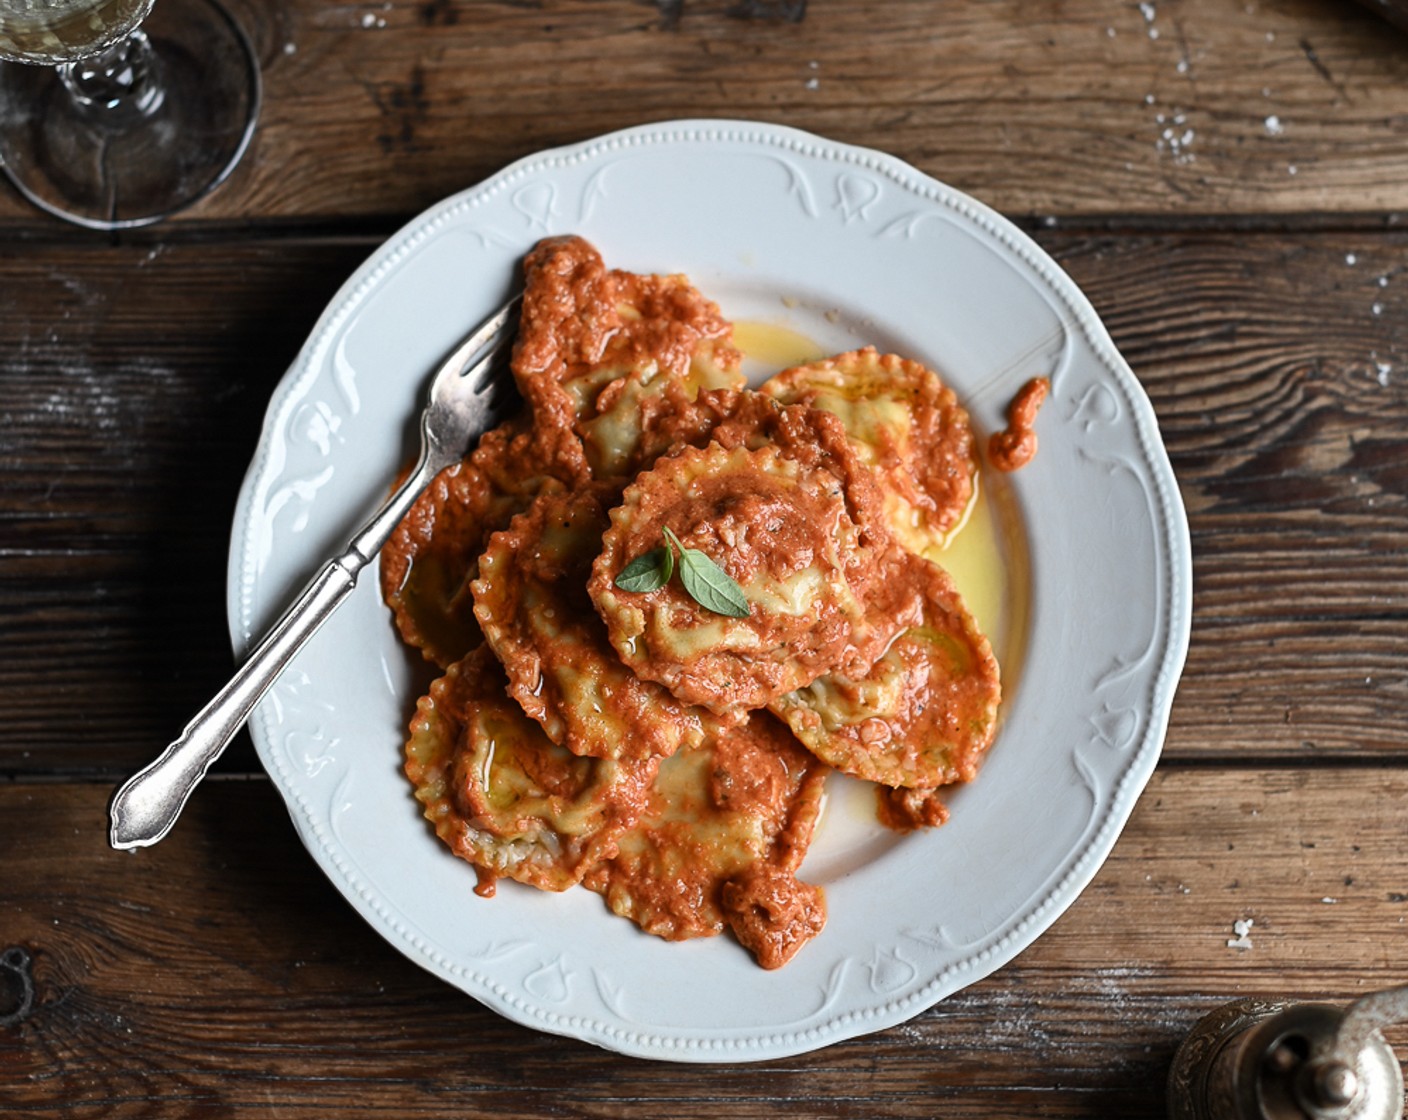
[0, 0, 260, 230]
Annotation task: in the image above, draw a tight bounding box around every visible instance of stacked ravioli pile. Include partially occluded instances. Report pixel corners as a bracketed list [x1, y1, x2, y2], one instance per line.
[381, 236, 1002, 969]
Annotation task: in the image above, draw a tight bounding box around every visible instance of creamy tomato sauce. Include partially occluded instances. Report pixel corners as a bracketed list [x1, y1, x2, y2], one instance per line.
[989, 376, 1050, 473]
[513, 236, 744, 481]
[385, 235, 1025, 969]
[875, 786, 951, 832]
[590, 442, 916, 715]
[770, 550, 1000, 789]
[763, 347, 978, 553]
[472, 483, 707, 763]
[403, 646, 655, 893]
[380, 417, 582, 668]
[583, 711, 827, 968]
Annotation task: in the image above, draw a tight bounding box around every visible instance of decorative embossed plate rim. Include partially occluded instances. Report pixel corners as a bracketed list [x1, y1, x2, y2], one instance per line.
[227, 120, 1192, 1062]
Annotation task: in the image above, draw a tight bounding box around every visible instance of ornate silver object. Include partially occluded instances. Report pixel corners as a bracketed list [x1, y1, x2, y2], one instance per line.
[1168, 984, 1408, 1120]
[107, 295, 519, 851]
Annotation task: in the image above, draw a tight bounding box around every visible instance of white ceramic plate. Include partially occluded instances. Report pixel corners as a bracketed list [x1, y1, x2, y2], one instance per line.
[228, 120, 1191, 1062]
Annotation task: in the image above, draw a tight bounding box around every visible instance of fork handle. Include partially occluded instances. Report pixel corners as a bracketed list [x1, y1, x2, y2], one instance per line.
[108, 447, 445, 851]
[108, 554, 360, 851]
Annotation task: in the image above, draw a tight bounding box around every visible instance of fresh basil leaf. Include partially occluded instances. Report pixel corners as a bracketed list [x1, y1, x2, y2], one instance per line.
[677, 548, 750, 618]
[615, 545, 672, 593]
[655, 526, 749, 617]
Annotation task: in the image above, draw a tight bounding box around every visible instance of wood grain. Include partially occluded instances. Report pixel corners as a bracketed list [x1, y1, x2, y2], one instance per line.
[0, 240, 369, 775]
[5, 0, 1408, 226]
[1, 771, 1403, 1118]
[5, 0, 1408, 1114]
[4, 230, 1408, 773]
[1060, 231, 1408, 760]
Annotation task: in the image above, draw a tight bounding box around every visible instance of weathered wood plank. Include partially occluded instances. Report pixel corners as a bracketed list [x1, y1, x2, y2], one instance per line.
[1065, 230, 1408, 758]
[1, 770, 1404, 1118]
[3, 230, 1408, 773]
[0, 240, 371, 775]
[3, 0, 1408, 226]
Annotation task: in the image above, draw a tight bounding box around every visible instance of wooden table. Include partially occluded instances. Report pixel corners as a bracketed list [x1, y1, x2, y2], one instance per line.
[5, 1, 1408, 1115]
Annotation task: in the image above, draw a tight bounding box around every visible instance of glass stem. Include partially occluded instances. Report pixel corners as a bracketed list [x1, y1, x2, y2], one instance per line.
[57, 31, 165, 128]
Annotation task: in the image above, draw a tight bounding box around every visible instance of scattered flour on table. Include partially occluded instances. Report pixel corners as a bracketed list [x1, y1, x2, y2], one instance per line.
[1227, 918, 1254, 950]
[1154, 108, 1196, 164]
[1140, 1, 1160, 37]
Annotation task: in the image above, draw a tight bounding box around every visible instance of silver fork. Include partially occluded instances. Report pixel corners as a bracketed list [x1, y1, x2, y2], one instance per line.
[108, 295, 520, 852]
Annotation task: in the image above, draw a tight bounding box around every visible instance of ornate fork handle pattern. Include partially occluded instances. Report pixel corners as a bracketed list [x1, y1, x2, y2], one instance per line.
[108, 297, 519, 851]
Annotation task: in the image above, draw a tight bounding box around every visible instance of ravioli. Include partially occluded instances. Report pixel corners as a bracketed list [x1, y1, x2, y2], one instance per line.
[632, 388, 896, 567]
[511, 235, 745, 480]
[382, 236, 1025, 968]
[404, 646, 656, 892]
[770, 552, 1001, 788]
[591, 442, 915, 715]
[761, 347, 978, 557]
[472, 484, 708, 762]
[583, 711, 828, 966]
[380, 417, 584, 668]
